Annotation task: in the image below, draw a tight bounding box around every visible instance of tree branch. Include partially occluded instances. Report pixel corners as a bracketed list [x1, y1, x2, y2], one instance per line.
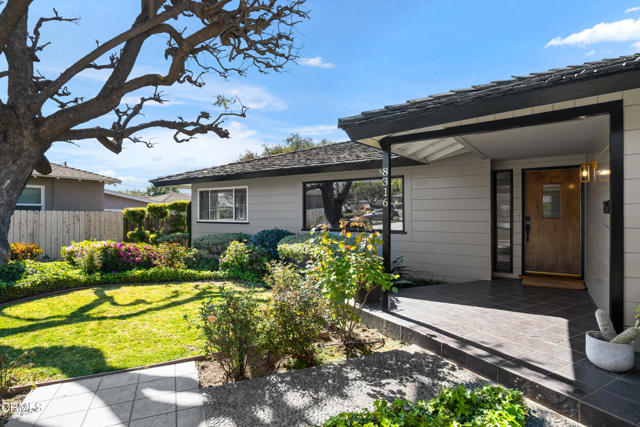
[28, 8, 79, 62]
[0, 0, 31, 54]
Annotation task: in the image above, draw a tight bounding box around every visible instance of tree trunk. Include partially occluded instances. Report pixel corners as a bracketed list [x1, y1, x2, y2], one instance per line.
[0, 131, 46, 264]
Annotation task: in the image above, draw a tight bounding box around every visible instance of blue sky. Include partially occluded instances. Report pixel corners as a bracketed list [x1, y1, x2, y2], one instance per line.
[29, 1, 640, 190]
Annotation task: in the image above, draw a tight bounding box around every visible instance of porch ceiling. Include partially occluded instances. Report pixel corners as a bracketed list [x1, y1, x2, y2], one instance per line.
[381, 113, 609, 163]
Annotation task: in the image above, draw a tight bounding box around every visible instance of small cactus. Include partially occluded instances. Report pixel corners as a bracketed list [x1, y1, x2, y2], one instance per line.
[610, 327, 640, 345]
[595, 309, 617, 341]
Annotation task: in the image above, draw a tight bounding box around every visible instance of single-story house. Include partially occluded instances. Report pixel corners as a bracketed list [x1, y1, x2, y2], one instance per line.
[153, 53, 640, 331]
[19, 163, 120, 211]
[104, 190, 191, 211]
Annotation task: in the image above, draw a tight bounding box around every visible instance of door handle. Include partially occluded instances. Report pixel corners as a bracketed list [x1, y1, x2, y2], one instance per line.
[524, 216, 531, 242]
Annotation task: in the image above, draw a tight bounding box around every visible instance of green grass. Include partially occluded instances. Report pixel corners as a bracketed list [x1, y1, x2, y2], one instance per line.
[0, 281, 268, 383]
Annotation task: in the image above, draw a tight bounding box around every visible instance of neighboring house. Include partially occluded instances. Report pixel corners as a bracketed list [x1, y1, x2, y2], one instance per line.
[104, 190, 153, 211]
[103, 190, 191, 211]
[153, 53, 640, 331]
[18, 163, 120, 211]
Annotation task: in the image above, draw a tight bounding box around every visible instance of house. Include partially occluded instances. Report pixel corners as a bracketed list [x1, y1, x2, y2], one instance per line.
[103, 190, 191, 211]
[18, 163, 120, 211]
[153, 53, 640, 331]
[104, 190, 153, 211]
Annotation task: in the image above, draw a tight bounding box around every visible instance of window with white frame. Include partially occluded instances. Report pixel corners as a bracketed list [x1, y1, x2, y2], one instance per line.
[198, 187, 248, 222]
[16, 185, 44, 211]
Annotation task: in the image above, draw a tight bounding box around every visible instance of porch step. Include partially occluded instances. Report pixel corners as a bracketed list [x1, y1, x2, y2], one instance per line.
[520, 275, 585, 290]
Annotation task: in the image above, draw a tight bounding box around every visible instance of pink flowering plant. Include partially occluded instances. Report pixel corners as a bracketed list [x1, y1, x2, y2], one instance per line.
[62, 240, 191, 273]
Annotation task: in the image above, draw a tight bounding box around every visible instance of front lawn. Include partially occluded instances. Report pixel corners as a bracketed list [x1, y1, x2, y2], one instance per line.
[0, 281, 267, 383]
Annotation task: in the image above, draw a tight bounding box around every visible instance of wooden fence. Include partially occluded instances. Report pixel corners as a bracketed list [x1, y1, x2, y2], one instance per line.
[8, 210, 124, 259]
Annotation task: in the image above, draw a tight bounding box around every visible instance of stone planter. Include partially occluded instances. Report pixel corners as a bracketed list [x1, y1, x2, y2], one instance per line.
[585, 330, 636, 372]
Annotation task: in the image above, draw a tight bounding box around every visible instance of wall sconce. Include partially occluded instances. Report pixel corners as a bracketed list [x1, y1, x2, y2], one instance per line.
[580, 161, 597, 183]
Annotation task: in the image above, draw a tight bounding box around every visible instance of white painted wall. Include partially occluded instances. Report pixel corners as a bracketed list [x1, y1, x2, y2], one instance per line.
[191, 153, 492, 283]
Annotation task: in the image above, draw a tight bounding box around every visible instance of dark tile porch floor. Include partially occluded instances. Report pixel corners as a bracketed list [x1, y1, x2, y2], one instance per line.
[376, 279, 640, 425]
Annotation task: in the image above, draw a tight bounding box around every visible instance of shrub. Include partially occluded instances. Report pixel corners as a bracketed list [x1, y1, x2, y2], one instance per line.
[278, 233, 313, 245]
[9, 243, 42, 261]
[262, 262, 326, 365]
[155, 232, 190, 247]
[249, 228, 293, 259]
[219, 241, 267, 282]
[62, 241, 193, 273]
[146, 203, 170, 234]
[192, 233, 251, 259]
[168, 201, 190, 232]
[322, 385, 528, 427]
[307, 226, 397, 339]
[0, 260, 218, 303]
[196, 286, 261, 380]
[124, 208, 149, 243]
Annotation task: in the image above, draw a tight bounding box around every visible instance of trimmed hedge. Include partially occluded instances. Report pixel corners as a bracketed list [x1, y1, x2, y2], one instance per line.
[0, 260, 219, 304]
[277, 233, 312, 245]
[192, 233, 251, 258]
[249, 228, 293, 259]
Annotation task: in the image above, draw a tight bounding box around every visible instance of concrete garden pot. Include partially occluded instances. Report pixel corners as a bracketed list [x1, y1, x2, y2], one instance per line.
[585, 330, 636, 372]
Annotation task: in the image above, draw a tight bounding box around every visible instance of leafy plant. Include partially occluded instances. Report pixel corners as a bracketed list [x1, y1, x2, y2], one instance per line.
[195, 287, 261, 380]
[307, 223, 397, 339]
[219, 241, 267, 281]
[322, 385, 528, 427]
[278, 233, 313, 245]
[249, 228, 293, 259]
[277, 241, 315, 266]
[9, 243, 42, 261]
[0, 351, 33, 398]
[124, 208, 149, 243]
[262, 262, 326, 365]
[192, 233, 251, 260]
[154, 232, 190, 246]
[168, 201, 190, 232]
[146, 203, 170, 234]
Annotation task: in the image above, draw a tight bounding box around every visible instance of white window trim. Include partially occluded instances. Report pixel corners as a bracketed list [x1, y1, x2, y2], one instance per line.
[197, 186, 249, 223]
[16, 185, 45, 211]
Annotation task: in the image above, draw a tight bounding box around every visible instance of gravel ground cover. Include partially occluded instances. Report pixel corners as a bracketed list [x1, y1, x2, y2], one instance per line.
[203, 345, 581, 426]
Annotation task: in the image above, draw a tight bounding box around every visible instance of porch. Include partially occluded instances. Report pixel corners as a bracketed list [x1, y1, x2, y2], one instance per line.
[361, 280, 640, 425]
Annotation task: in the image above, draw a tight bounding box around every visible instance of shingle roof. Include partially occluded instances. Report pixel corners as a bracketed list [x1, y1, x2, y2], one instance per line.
[338, 53, 640, 129]
[151, 141, 419, 186]
[32, 163, 120, 184]
[148, 192, 191, 203]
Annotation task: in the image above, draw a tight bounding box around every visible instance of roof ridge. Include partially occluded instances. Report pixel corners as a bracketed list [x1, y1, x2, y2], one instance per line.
[49, 162, 118, 181]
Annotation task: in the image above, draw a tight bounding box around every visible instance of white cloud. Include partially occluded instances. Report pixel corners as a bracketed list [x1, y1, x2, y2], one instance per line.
[585, 49, 596, 56]
[282, 124, 339, 136]
[546, 18, 640, 47]
[299, 56, 336, 69]
[626, 6, 640, 13]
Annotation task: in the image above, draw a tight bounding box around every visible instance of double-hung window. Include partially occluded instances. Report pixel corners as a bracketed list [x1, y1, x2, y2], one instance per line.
[16, 185, 44, 211]
[198, 187, 248, 222]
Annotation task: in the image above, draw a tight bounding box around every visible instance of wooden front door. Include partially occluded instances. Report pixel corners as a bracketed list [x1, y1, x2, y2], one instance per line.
[523, 168, 582, 276]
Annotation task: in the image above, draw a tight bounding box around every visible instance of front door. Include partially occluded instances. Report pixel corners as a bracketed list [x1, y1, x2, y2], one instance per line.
[523, 167, 582, 277]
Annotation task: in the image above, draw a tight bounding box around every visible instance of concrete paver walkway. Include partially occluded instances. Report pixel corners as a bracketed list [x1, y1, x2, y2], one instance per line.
[7, 361, 205, 427]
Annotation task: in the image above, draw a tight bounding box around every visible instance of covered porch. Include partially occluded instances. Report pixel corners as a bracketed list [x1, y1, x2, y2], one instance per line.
[362, 280, 640, 425]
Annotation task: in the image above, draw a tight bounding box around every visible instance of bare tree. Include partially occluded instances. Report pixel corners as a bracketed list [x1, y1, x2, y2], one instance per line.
[307, 182, 352, 229]
[0, 0, 308, 263]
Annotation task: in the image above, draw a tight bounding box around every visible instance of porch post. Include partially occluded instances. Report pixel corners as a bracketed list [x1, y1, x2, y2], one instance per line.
[381, 140, 391, 312]
[609, 101, 624, 331]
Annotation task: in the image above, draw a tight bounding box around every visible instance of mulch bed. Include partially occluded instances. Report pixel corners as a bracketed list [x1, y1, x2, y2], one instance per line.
[197, 323, 400, 388]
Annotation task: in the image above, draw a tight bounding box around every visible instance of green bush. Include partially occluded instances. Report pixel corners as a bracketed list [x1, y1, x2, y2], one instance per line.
[322, 385, 528, 427]
[124, 208, 149, 243]
[262, 262, 326, 365]
[154, 232, 190, 246]
[147, 203, 170, 234]
[219, 241, 267, 283]
[249, 228, 293, 259]
[168, 201, 190, 232]
[196, 286, 261, 380]
[126, 228, 150, 243]
[0, 260, 218, 303]
[192, 233, 251, 259]
[307, 227, 397, 339]
[278, 233, 313, 245]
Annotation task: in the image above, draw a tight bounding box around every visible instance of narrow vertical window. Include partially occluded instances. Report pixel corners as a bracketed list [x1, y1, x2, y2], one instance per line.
[493, 170, 512, 273]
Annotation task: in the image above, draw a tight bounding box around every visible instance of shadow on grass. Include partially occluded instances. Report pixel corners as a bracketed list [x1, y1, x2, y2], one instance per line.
[0, 344, 115, 381]
[0, 283, 224, 338]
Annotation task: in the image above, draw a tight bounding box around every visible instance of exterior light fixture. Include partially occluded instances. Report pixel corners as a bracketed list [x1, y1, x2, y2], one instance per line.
[580, 161, 597, 183]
